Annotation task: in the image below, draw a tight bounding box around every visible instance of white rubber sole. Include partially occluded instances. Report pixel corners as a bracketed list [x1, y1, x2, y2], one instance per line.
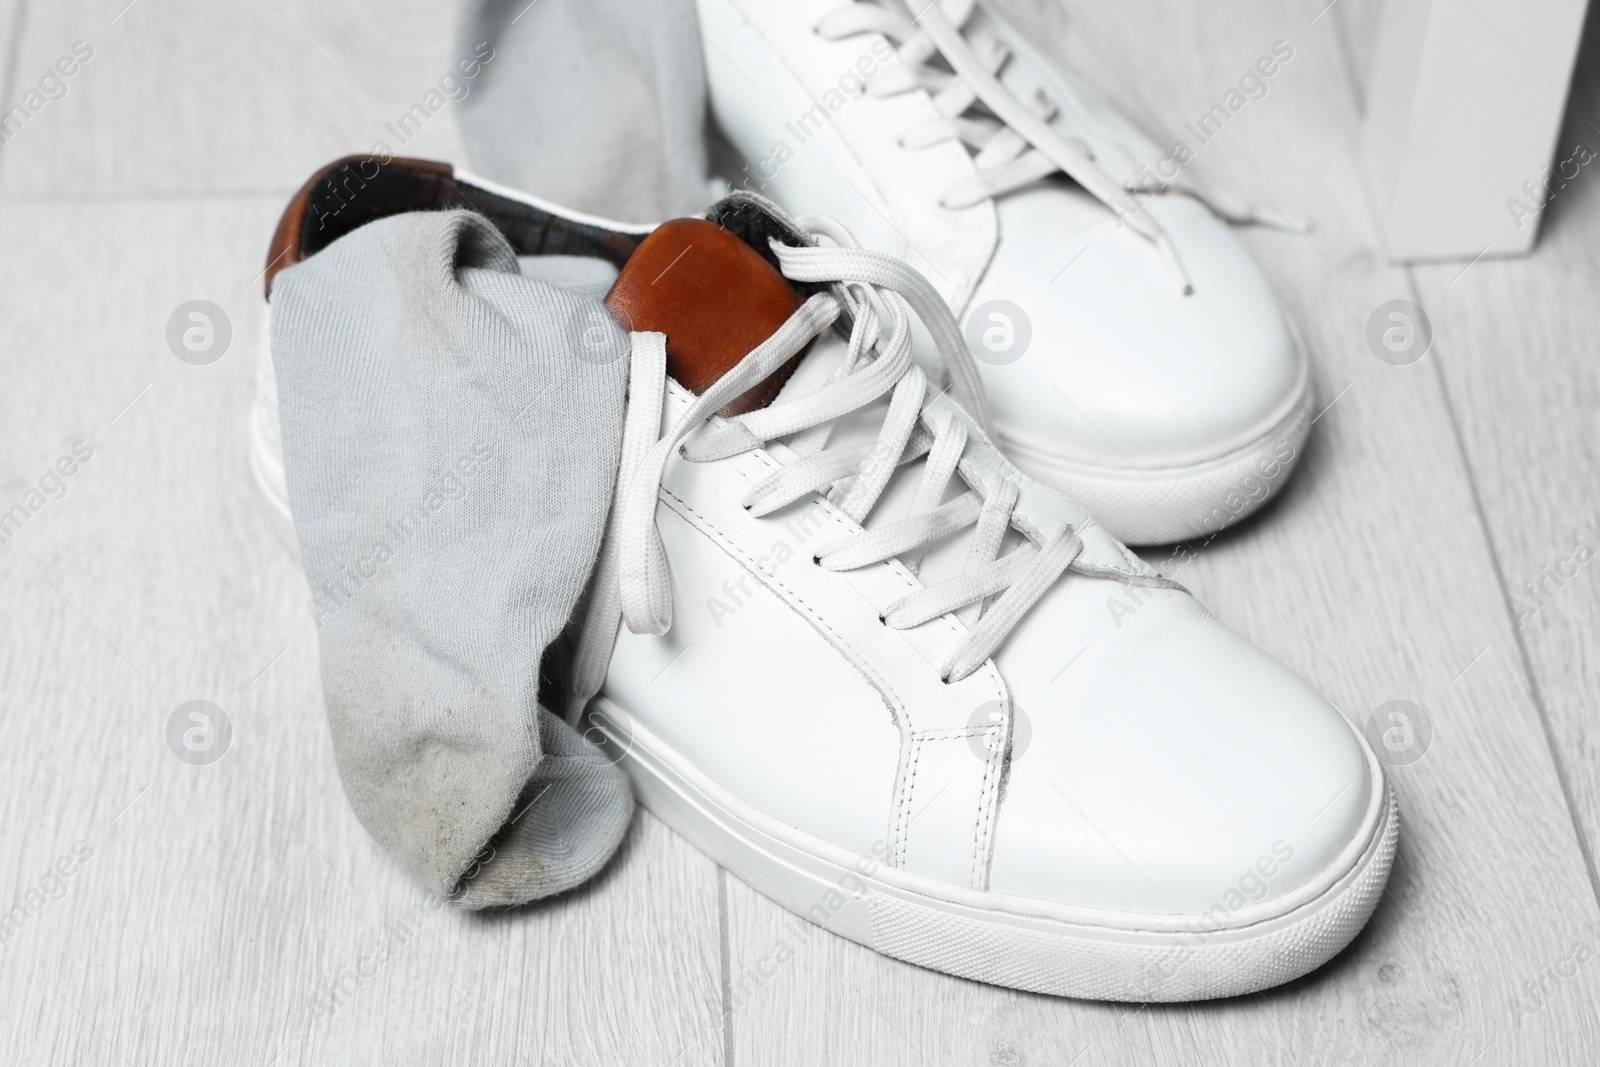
[250, 307, 302, 556]
[249, 411, 300, 556]
[1002, 339, 1316, 548]
[584, 696, 1397, 1002]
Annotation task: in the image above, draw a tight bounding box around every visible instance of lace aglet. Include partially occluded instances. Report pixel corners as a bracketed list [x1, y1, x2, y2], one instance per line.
[1111, 201, 1192, 296]
[1156, 234, 1193, 297]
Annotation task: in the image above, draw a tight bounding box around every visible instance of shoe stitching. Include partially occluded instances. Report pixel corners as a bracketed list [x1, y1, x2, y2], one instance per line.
[891, 733, 924, 867]
[655, 385, 1008, 717]
[972, 718, 1004, 890]
[657, 484, 902, 715]
[660, 346, 1012, 882]
[898, 724, 1005, 886]
[737, 441, 1012, 881]
[659, 482, 984, 875]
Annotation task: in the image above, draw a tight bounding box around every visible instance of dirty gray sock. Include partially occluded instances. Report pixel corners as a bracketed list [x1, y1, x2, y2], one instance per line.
[455, 0, 712, 224]
[270, 209, 634, 908]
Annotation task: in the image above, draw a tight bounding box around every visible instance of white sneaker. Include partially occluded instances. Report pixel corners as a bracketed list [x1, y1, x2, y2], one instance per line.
[697, 0, 1313, 545]
[255, 158, 1394, 1002]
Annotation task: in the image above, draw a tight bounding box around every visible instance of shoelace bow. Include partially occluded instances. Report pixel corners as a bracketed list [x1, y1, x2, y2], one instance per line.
[814, 0, 1297, 294]
[569, 217, 1085, 705]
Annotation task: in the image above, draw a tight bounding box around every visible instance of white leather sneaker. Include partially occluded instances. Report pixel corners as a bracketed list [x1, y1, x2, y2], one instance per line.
[255, 158, 1394, 1001]
[697, 0, 1313, 545]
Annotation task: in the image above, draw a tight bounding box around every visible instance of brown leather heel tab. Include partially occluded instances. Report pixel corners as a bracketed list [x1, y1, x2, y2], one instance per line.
[264, 156, 646, 299]
[604, 218, 808, 416]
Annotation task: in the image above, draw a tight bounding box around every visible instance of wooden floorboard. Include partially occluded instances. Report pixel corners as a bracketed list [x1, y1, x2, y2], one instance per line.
[1330, 0, 1386, 112]
[4, 0, 1600, 1064]
[1410, 4, 1600, 932]
[0, 0, 469, 198]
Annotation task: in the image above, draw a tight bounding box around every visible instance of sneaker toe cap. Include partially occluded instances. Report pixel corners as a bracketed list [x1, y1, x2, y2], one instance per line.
[978, 189, 1304, 470]
[990, 588, 1380, 918]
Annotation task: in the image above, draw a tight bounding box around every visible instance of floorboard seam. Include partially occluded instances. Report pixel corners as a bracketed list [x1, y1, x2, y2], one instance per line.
[0, 0, 33, 187]
[1328, 3, 1366, 116]
[718, 867, 734, 1067]
[1418, 264, 1600, 916]
[2, 187, 298, 204]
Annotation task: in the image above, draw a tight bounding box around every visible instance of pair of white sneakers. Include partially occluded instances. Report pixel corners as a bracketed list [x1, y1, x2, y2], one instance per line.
[252, 0, 1394, 1002]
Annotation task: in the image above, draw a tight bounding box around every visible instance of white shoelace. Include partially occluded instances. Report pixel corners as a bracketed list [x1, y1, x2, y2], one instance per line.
[569, 219, 1085, 706]
[815, 0, 1296, 294]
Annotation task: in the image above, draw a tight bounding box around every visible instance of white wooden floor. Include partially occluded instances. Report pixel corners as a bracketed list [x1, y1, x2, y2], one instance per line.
[2, 0, 1598, 1063]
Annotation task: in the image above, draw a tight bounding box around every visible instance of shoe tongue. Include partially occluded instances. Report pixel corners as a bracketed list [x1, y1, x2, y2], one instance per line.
[604, 218, 809, 417]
